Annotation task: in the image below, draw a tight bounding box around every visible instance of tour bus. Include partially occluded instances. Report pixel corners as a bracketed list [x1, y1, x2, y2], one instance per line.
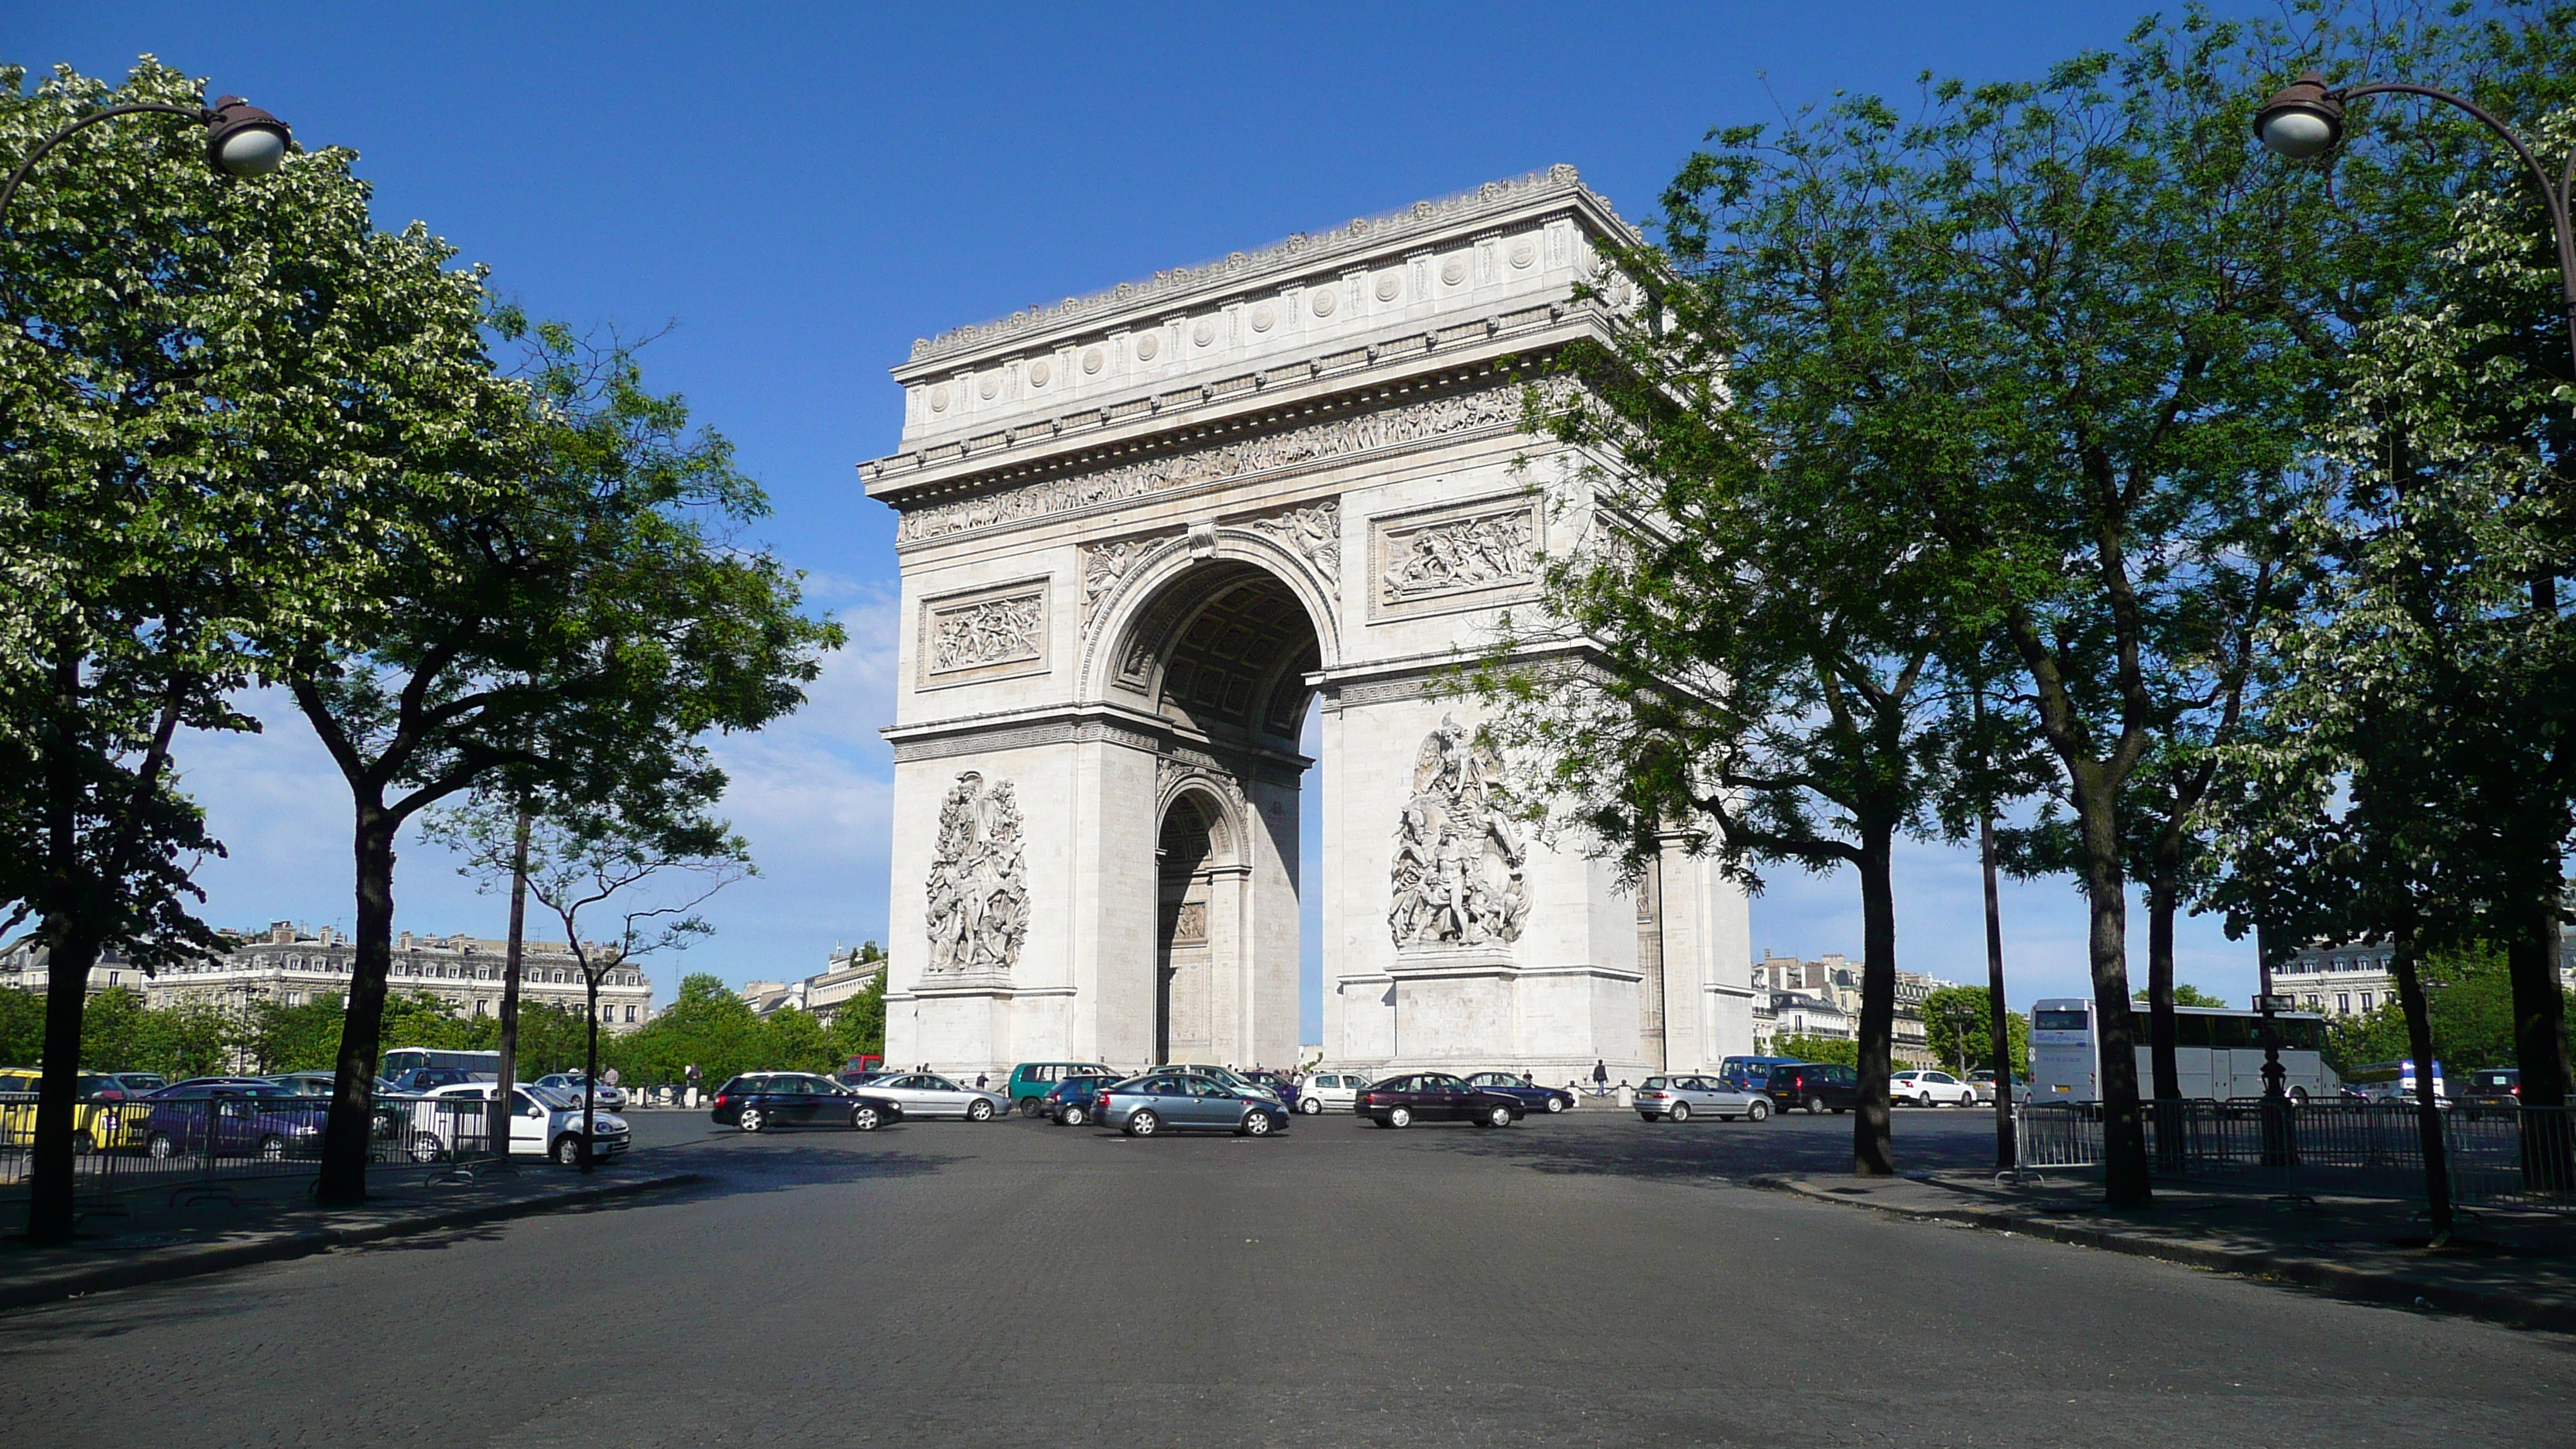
[378, 1047, 502, 1081]
[2027, 998, 2338, 1105]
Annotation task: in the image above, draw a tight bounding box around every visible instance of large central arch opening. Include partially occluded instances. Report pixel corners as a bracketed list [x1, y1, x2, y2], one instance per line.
[1120, 558, 1324, 1070]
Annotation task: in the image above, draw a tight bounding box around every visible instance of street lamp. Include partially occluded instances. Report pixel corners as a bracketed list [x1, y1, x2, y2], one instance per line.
[1, 92, 292, 225]
[2255, 70, 2576, 362]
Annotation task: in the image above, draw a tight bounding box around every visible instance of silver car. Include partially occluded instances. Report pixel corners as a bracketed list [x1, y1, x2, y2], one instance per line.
[536, 1074, 626, 1111]
[867, 1071, 1006, 1122]
[1635, 1074, 1773, 1123]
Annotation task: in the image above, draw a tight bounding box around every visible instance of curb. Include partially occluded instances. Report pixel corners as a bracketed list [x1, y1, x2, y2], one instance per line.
[0, 1170, 707, 1314]
[1749, 1176, 2576, 1335]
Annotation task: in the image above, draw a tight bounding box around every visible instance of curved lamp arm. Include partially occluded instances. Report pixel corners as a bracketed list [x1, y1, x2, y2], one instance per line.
[0, 103, 207, 226]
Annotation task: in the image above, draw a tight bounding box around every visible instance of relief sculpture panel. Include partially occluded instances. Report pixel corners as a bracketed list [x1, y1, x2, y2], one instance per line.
[925, 771, 1030, 977]
[1389, 714, 1528, 949]
[1370, 495, 1540, 618]
[918, 580, 1049, 687]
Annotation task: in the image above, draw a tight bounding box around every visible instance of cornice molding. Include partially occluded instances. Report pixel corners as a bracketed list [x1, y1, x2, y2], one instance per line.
[899, 166, 1631, 370]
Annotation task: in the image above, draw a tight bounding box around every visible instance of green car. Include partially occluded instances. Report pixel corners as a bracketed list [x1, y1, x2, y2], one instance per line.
[1006, 1061, 1117, 1116]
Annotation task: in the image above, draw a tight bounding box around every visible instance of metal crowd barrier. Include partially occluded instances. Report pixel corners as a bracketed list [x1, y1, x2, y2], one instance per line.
[0, 1091, 507, 1199]
[2013, 1099, 2576, 1211]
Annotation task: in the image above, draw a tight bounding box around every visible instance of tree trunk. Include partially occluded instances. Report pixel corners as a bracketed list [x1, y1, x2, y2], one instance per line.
[1980, 814, 2016, 1172]
[1852, 823, 1897, 1177]
[580, 974, 601, 1174]
[317, 807, 398, 1205]
[2505, 888, 2574, 1190]
[2146, 871, 2180, 1102]
[2078, 827, 2151, 1208]
[2389, 933, 2454, 1240]
[26, 930, 104, 1244]
[489, 807, 530, 1162]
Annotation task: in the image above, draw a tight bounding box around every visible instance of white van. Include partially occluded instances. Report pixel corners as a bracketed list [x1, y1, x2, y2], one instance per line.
[416, 1082, 632, 1164]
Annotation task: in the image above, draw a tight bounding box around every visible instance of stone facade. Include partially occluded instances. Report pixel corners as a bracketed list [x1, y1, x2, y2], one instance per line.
[1749, 951, 1957, 1067]
[865, 167, 1755, 1081]
[1, 921, 655, 1030]
[743, 947, 886, 1022]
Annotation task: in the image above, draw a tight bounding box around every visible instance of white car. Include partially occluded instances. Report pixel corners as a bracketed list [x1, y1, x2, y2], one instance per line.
[1890, 1070, 1978, 1107]
[1295, 1070, 1374, 1115]
[416, 1082, 632, 1163]
[865, 1072, 1007, 1122]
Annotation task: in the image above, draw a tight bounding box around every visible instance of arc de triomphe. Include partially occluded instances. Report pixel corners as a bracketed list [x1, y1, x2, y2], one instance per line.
[864, 166, 1754, 1081]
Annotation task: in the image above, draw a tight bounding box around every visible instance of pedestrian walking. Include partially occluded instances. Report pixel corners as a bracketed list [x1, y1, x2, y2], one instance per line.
[975, 1071, 989, 1090]
[1591, 1059, 1608, 1097]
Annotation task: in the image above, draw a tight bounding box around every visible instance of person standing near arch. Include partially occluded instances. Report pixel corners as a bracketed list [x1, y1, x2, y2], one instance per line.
[1592, 1059, 1608, 1097]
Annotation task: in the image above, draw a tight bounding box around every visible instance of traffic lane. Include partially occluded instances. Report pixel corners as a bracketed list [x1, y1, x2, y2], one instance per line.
[2, 1110, 2565, 1448]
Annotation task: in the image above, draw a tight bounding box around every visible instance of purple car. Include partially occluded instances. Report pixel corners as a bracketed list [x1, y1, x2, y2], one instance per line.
[142, 1081, 330, 1160]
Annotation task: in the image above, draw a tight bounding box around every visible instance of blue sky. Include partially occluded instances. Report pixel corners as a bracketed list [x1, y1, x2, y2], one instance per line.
[19, 2, 2287, 1026]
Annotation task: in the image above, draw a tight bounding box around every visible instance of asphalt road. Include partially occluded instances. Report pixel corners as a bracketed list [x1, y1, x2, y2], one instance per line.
[3, 1102, 2567, 1447]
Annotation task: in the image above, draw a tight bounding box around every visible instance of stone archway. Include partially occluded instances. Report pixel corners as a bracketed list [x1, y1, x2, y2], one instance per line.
[868, 167, 1756, 1081]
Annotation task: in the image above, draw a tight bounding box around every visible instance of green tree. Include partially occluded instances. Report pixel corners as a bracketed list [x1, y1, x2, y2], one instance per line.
[0, 985, 43, 1064]
[2133, 984, 2228, 1009]
[825, 970, 888, 1065]
[240, 992, 347, 1074]
[603, 972, 767, 1088]
[276, 323, 838, 1204]
[1769, 1035, 1859, 1069]
[1922, 987, 2031, 1075]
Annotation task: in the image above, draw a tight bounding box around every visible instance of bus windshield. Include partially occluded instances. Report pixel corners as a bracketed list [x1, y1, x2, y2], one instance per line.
[2032, 1009, 2090, 1032]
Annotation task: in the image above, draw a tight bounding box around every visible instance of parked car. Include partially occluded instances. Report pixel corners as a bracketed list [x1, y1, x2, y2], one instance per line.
[711, 1073, 903, 1133]
[0, 1070, 154, 1151]
[1717, 1056, 1810, 1094]
[1462, 1071, 1576, 1115]
[420, 1082, 633, 1163]
[1295, 1070, 1373, 1115]
[383, 1067, 487, 1095]
[103, 1072, 166, 1095]
[1005, 1061, 1119, 1116]
[862, 1071, 1007, 1122]
[1354, 1072, 1526, 1129]
[2458, 1067, 2519, 1120]
[1095, 1071, 1293, 1138]
[1965, 1069, 2030, 1106]
[265, 1071, 406, 1098]
[1042, 1072, 1120, 1126]
[1165, 1063, 1284, 1105]
[1634, 1074, 1773, 1123]
[1757, 1063, 1858, 1115]
[1889, 1070, 1978, 1107]
[536, 1074, 627, 1111]
[139, 1081, 331, 1160]
[1241, 1069, 1301, 1111]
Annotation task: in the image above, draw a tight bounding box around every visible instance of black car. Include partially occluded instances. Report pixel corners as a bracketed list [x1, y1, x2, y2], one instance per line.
[1462, 1071, 1576, 1115]
[1754, 1063, 1859, 1115]
[2458, 1067, 2519, 1120]
[712, 1072, 904, 1132]
[1354, 1072, 1525, 1129]
[1042, 1073, 1118, 1126]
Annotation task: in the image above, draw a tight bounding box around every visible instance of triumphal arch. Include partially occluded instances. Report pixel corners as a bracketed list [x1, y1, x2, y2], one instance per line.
[863, 166, 1753, 1081]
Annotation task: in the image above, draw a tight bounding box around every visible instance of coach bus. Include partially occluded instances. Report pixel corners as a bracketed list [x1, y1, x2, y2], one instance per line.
[2027, 998, 2337, 1105]
[379, 1047, 502, 1081]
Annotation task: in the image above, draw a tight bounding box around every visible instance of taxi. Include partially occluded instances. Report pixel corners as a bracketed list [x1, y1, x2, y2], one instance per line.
[0, 1069, 155, 1151]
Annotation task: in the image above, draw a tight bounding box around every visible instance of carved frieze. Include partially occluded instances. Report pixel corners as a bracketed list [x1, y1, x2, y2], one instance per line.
[1241, 498, 1341, 587]
[917, 579, 1049, 687]
[926, 771, 1029, 978]
[1167, 901, 1209, 945]
[1389, 714, 1528, 949]
[896, 385, 1526, 543]
[1369, 494, 1542, 618]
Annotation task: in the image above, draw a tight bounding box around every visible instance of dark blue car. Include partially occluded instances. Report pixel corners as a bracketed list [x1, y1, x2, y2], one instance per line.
[141, 1081, 330, 1160]
[1043, 1073, 1122, 1126]
[1464, 1072, 1577, 1115]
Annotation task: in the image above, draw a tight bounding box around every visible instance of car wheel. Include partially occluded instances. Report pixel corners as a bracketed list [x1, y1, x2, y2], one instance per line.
[1638, 1112, 1658, 1122]
[1917, 1092, 1936, 1108]
[257, 1134, 287, 1161]
[1387, 1105, 1413, 1129]
[1126, 1108, 1160, 1138]
[409, 1132, 447, 1163]
[1670, 1101, 1691, 1122]
[553, 1135, 581, 1166]
[968, 1098, 996, 1123]
[1805, 1095, 1826, 1115]
[1242, 1110, 1275, 1137]
[738, 1106, 766, 1134]
[1483, 1104, 1513, 1129]
[146, 1132, 177, 1160]
[851, 1105, 883, 1132]
[1061, 1105, 1087, 1127]
[1748, 1099, 1770, 1122]
[1545, 1096, 1566, 1113]
[1018, 1097, 1042, 1118]
[1299, 1097, 1323, 1115]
